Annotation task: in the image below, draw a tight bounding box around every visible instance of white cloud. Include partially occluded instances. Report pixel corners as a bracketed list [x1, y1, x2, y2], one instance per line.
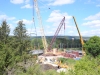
[8, 17, 16, 20]
[44, 10, 75, 36]
[10, 0, 30, 4]
[40, 0, 53, 2]
[48, 0, 75, 6]
[82, 20, 100, 27]
[84, 0, 95, 4]
[25, 0, 30, 4]
[9, 24, 14, 29]
[67, 30, 79, 36]
[84, 12, 100, 20]
[0, 14, 16, 21]
[16, 19, 33, 25]
[21, 4, 33, 8]
[82, 12, 100, 28]
[82, 29, 100, 36]
[47, 10, 72, 23]
[0, 14, 16, 35]
[9, 24, 15, 35]
[26, 27, 41, 36]
[82, 12, 100, 36]
[10, 0, 24, 4]
[88, 0, 91, 2]
[68, 30, 74, 34]
[22, 19, 33, 25]
[96, 4, 100, 7]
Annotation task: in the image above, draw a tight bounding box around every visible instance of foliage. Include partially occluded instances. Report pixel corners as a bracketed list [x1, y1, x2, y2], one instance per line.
[15, 56, 100, 75]
[17, 63, 58, 75]
[0, 20, 12, 74]
[14, 20, 30, 55]
[55, 38, 82, 49]
[30, 36, 82, 50]
[69, 56, 100, 75]
[1, 20, 100, 75]
[84, 36, 100, 57]
[44, 69, 58, 75]
[0, 20, 10, 44]
[0, 20, 31, 75]
[14, 21, 27, 41]
[58, 58, 76, 65]
[0, 43, 17, 74]
[31, 38, 43, 49]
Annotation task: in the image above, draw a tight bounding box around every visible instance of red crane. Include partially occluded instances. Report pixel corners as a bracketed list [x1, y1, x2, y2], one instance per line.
[48, 17, 65, 51]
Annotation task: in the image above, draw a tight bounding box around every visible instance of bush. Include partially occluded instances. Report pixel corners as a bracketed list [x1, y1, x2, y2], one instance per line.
[67, 56, 100, 75]
[84, 36, 100, 57]
[58, 58, 76, 65]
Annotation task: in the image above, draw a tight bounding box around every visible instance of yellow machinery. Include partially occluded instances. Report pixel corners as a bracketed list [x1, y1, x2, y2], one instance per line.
[73, 16, 85, 55]
[55, 60, 68, 68]
[34, 0, 48, 54]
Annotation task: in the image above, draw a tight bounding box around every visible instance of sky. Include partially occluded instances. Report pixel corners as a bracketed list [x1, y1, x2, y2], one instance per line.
[0, 0, 100, 37]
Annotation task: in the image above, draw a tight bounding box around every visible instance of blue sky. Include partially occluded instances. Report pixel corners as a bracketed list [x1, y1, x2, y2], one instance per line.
[0, 0, 100, 36]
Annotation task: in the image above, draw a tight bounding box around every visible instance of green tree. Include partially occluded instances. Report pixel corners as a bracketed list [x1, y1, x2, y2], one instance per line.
[0, 43, 17, 75]
[84, 36, 100, 57]
[0, 27, 2, 41]
[14, 21, 27, 42]
[68, 56, 100, 75]
[14, 20, 29, 55]
[0, 20, 31, 75]
[0, 20, 10, 44]
[31, 38, 43, 49]
[13, 20, 31, 73]
[0, 21, 16, 75]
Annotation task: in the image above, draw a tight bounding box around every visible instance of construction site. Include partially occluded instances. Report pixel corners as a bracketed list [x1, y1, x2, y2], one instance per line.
[1, 0, 100, 75]
[29, 0, 87, 72]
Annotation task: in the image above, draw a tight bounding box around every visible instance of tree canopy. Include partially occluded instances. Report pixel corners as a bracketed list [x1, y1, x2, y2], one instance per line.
[84, 36, 100, 57]
[0, 20, 10, 44]
[0, 20, 31, 75]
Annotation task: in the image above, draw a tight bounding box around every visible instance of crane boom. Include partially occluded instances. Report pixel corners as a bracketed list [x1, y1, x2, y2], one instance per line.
[48, 17, 65, 51]
[34, 0, 48, 53]
[72, 16, 85, 55]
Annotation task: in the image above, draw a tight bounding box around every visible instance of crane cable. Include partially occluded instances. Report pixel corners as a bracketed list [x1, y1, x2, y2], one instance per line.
[30, 0, 38, 49]
[64, 21, 65, 36]
[38, 0, 52, 10]
[32, 0, 37, 37]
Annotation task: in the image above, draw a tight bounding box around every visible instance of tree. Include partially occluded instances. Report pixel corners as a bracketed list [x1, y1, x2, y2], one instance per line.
[0, 20, 34, 75]
[14, 21, 29, 55]
[67, 56, 100, 75]
[0, 21, 16, 75]
[14, 21, 27, 42]
[31, 38, 43, 49]
[84, 36, 100, 57]
[0, 27, 1, 36]
[0, 20, 10, 44]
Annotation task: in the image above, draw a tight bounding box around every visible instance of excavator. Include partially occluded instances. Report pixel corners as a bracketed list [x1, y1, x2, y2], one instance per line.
[72, 16, 85, 56]
[55, 60, 68, 68]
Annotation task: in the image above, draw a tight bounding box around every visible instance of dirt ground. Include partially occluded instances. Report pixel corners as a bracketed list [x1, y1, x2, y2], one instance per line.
[40, 64, 58, 71]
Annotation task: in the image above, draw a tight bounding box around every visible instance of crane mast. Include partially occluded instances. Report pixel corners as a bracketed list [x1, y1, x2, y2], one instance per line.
[34, 0, 48, 53]
[48, 17, 65, 51]
[72, 16, 85, 55]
